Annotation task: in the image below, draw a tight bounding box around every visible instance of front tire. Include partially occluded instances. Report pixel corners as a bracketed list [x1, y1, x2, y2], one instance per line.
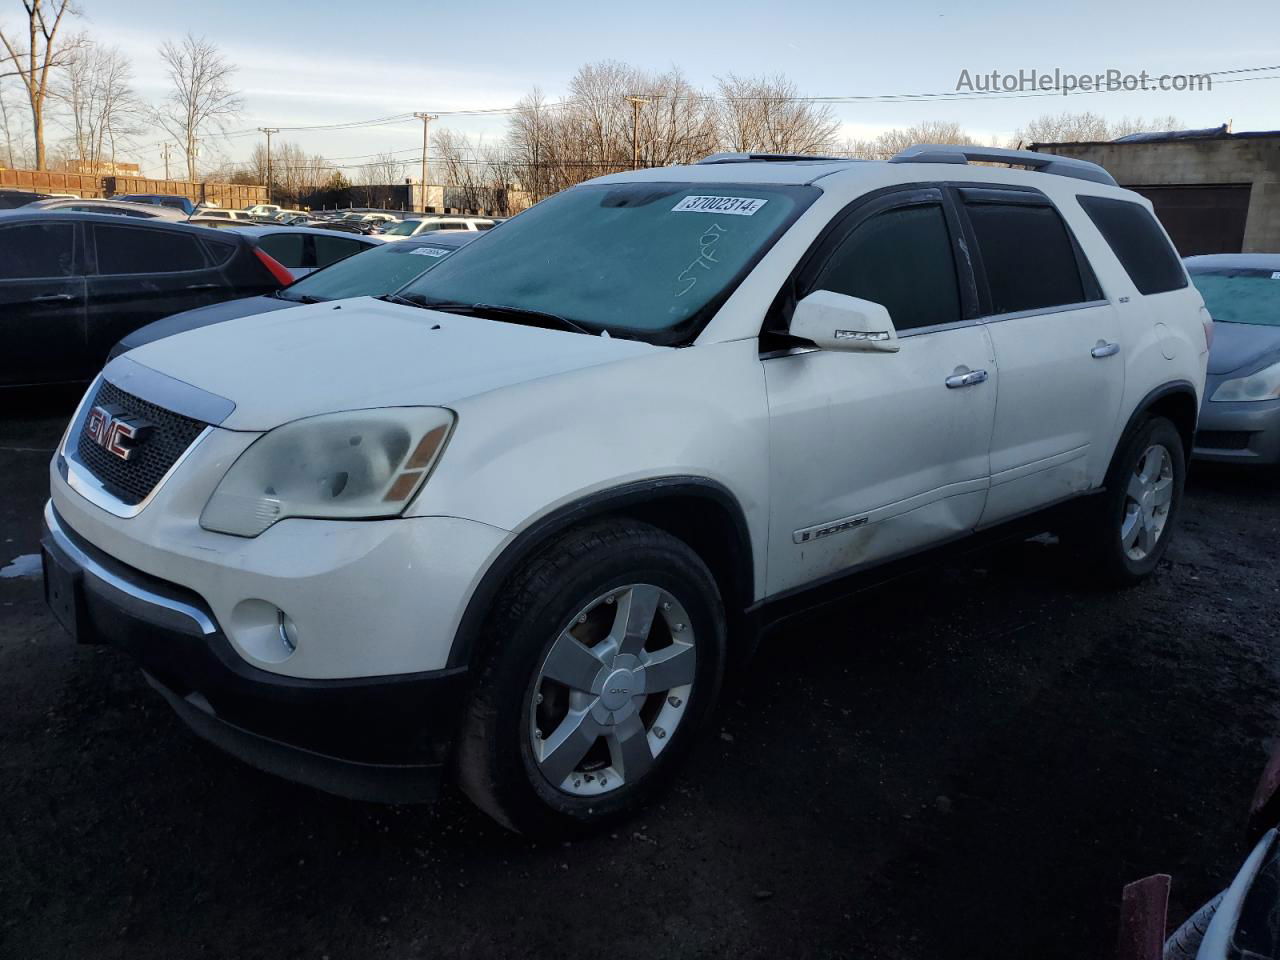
[455, 519, 726, 835]
[1078, 416, 1186, 587]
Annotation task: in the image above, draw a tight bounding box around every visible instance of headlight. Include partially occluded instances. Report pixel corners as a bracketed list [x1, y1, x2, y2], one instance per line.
[200, 407, 455, 537]
[1211, 360, 1280, 403]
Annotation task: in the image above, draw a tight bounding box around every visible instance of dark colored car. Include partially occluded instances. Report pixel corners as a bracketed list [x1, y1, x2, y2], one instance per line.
[0, 189, 62, 209]
[113, 194, 198, 216]
[0, 211, 293, 387]
[108, 231, 479, 359]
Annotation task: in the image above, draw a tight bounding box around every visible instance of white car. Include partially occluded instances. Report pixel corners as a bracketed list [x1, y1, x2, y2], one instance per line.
[380, 215, 497, 240]
[41, 145, 1208, 835]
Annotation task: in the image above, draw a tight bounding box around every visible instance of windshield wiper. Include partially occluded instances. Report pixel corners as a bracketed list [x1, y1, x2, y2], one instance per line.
[378, 292, 430, 309]
[427, 301, 594, 336]
[273, 291, 327, 304]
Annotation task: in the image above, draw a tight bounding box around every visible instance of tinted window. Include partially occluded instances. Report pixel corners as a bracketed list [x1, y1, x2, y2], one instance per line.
[313, 235, 365, 267]
[1078, 195, 1187, 295]
[202, 238, 237, 266]
[0, 222, 75, 278]
[94, 225, 206, 274]
[474, 221, 496, 231]
[810, 203, 961, 332]
[965, 202, 1085, 314]
[257, 233, 308, 268]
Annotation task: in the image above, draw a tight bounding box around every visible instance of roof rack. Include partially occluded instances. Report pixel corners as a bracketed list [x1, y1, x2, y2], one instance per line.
[696, 152, 853, 165]
[888, 144, 1117, 186]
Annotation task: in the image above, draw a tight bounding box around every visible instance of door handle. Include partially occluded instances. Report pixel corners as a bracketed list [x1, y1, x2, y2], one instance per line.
[186, 283, 219, 290]
[1091, 341, 1120, 359]
[31, 292, 74, 303]
[945, 369, 989, 389]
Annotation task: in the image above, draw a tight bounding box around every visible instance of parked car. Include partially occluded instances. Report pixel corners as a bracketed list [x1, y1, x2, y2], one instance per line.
[26, 197, 188, 220]
[107, 232, 479, 359]
[187, 209, 255, 224]
[1186, 254, 1280, 465]
[218, 225, 381, 279]
[40, 146, 1207, 835]
[112, 194, 198, 216]
[379, 215, 497, 240]
[0, 211, 291, 387]
[0, 189, 76, 209]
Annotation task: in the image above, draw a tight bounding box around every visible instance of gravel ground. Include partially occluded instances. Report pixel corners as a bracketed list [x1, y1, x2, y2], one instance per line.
[2, 390, 1278, 959]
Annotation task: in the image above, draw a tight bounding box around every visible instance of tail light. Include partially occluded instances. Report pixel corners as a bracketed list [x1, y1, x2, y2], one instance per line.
[253, 246, 295, 287]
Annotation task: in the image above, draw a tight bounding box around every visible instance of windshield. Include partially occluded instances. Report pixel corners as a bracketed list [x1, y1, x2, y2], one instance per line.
[280, 242, 458, 301]
[399, 181, 816, 343]
[1189, 269, 1280, 327]
[384, 219, 423, 236]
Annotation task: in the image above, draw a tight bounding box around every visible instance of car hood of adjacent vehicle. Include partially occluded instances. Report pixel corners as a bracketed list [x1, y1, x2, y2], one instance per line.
[122, 297, 663, 431]
[1208, 321, 1280, 376]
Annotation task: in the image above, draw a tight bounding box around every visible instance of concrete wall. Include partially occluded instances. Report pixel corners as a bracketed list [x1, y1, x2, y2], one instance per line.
[1032, 136, 1280, 252]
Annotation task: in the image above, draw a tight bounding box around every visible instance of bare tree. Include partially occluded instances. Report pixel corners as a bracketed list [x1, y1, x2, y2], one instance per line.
[846, 120, 975, 160]
[155, 34, 242, 181]
[355, 152, 403, 206]
[1011, 111, 1183, 146]
[0, 0, 80, 169]
[1, 75, 35, 167]
[56, 39, 142, 172]
[715, 74, 839, 155]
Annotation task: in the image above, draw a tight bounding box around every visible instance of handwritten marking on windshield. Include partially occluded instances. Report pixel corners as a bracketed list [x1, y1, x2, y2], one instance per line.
[676, 223, 727, 297]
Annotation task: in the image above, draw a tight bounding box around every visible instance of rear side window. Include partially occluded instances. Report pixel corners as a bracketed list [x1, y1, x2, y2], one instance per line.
[93, 224, 206, 274]
[256, 233, 308, 268]
[313, 235, 365, 267]
[202, 238, 237, 266]
[965, 202, 1085, 314]
[1077, 196, 1188, 295]
[0, 222, 75, 278]
[810, 203, 962, 332]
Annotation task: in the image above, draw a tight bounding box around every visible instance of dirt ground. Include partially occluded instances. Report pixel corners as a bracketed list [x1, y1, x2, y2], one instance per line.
[2, 389, 1278, 960]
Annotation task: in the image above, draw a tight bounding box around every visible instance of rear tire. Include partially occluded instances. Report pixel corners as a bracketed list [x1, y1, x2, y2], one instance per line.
[1075, 416, 1186, 587]
[455, 519, 726, 836]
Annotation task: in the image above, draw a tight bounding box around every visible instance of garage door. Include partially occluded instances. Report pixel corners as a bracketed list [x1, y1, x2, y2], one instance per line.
[1130, 184, 1252, 256]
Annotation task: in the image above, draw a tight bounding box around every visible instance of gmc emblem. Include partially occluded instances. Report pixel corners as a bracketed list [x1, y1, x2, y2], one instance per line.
[85, 404, 153, 461]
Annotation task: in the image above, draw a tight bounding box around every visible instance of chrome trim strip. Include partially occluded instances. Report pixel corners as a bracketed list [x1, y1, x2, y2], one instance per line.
[102, 355, 236, 425]
[44, 501, 218, 636]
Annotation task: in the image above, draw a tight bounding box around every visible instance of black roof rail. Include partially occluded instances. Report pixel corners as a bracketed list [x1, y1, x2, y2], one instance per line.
[888, 144, 1118, 186]
[696, 152, 854, 165]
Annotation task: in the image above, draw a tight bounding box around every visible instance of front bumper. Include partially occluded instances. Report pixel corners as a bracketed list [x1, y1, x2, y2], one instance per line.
[1194, 395, 1280, 464]
[41, 502, 471, 803]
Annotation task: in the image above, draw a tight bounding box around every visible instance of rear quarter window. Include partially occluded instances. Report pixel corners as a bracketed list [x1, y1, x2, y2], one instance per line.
[1077, 195, 1188, 295]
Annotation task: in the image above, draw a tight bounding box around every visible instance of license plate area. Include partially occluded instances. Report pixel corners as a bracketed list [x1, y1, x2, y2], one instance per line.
[42, 545, 87, 643]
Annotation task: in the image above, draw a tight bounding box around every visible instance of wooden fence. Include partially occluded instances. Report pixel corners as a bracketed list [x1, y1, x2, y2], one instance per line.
[1, 168, 267, 208]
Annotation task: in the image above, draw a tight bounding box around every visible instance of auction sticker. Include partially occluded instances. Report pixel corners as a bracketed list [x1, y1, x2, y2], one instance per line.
[672, 195, 767, 216]
[408, 246, 450, 257]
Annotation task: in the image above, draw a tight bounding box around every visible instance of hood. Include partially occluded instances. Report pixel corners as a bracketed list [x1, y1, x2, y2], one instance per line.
[124, 296, 662, 431]
[1208, 321, 1280, 376]
[115, 295, 297, 355]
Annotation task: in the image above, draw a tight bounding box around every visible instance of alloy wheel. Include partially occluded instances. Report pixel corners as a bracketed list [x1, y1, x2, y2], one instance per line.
[1121, 443, 1175, 562]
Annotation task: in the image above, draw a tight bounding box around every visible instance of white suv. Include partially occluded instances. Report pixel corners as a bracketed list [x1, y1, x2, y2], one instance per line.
[41, 145, 1208, 834]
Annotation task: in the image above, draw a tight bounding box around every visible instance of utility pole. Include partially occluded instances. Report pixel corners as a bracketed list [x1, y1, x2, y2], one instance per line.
[160, 143, 174, 180]
[258, 128, 279, 203]
[414, 112, 438, 213]
[625, 96, 651, 170]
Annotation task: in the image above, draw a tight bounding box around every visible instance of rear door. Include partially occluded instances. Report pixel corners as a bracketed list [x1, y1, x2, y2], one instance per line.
[764, 187, 997, 594]
[85, 222, 230, 368]
[958, 188, 1125, 525]
[0, 218, 88, 385]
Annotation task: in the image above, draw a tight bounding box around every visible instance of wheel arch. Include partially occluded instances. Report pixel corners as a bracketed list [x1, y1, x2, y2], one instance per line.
[1115, 380, 1199, 470]
[448, 477, 756, 672]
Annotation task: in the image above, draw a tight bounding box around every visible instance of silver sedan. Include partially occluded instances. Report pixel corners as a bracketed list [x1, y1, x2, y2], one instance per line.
[1188, 253, 1280, 465]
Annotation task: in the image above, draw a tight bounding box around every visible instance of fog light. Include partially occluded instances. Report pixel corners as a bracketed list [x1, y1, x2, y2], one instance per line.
[277, 611, 299, 654]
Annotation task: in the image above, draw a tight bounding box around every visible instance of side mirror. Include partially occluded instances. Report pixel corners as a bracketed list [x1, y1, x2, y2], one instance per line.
[789, 290, 900, 353]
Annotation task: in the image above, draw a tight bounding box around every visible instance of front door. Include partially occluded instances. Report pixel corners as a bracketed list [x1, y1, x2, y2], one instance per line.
[764, 188, 998, 596]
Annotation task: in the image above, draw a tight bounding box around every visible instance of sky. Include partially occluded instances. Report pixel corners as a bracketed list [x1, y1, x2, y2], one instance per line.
[25, 0, 1280, 178]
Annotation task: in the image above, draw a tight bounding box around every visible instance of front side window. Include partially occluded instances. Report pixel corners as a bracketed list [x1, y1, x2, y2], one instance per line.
[313, 235, 365, 267]
[1189, 269, 1280, 327]
[808, 203, 962, 332]
[400, 181, 816, 342]
[0, 222, 75, 279]
[966, 201, 1086, 314]
[1078, 195, 1187, 295]
[93, 225, 205, 274]
[256, 233, 308, 268]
